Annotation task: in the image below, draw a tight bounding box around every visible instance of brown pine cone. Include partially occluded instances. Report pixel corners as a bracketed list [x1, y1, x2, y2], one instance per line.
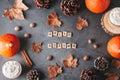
[94, 57, 109, 71]
[80, 68, 98, 80]
[27, 69, 40, 80]
[60, 0, 80, 16]
[34, 0, 52, 9]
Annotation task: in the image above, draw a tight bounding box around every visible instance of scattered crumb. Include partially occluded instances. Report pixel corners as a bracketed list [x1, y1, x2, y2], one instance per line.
[76, 16, 88, 30]
[111, 60, 120, 69]
[63, 54, 78, 68]
[31, 42, 42, 53]
[47, 63, 62, 79]
[47, 12, 62, 27]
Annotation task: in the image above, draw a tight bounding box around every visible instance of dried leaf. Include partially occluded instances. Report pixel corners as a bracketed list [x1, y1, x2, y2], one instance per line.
[3, 0, 29, 21]
[63, 54, 78, 68]
[47, 63, 62, 79]
[76, 16, 88, 30]
[3, 8, 24, 21]
[47, 12, 62, 27]
[104, 72, 120, 80]
[111, 60, 120, 69]
[31, 42, 42, 53]
[14, 0, 29, 10]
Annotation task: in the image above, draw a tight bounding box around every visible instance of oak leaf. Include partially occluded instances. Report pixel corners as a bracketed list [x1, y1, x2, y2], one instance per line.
[76, 16, 88, 30]
[3, 0, 29, 21]
[47, 12, 62, 27]
[47, 63, 62, 79]
[13, 0, 29, 10]
[63, 54, 78, 68]
[111, 59, 120, 69]
[104, 72, 120, 80]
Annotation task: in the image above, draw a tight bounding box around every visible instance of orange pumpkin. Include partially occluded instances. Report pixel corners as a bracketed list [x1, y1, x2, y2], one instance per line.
[107, 36, 120, 58]
[0, 33, 20, 58]
[85, 0, 110, 13]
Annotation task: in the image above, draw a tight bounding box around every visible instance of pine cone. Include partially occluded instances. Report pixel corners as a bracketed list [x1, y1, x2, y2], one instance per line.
[94, 57, 109, 71]
[80, 68, 98, 80]
[27, 69, 40, 80]
[60, 0, 80, 16]
[34, 0, 52, 9]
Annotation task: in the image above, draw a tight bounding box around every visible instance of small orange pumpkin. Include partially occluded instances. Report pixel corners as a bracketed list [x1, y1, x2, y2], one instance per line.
[85, 0, 110, 13]
[0, 33, 20, 58]
[107, 36, 120, 58]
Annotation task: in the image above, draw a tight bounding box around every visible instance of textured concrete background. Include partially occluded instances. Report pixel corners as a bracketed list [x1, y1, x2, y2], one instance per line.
[0, 0, 120, 80]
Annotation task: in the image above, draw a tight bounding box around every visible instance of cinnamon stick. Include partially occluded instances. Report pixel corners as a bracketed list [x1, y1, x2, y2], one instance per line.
[21, 50, 33, 67]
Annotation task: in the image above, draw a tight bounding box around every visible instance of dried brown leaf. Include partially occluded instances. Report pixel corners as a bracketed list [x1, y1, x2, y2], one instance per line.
[47, 63, 62, 79]
[104, 72, 120, 80]
[47, 12, 62, 27]
[3, 0, 28, 21]
[3, 8, 24, 21]
[63, 54, 78, 68]
[14, 0, 29, 10]
[31, 42, 42, 53]
[111, 60, 120, 69]
[76, 16, 88, 30]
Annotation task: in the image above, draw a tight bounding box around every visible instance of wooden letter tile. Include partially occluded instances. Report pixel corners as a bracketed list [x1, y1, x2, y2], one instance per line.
[62, 43, 67, 48]
[67, 44, 71, 49]
[53, 31, 58, 36]
[58, 32, 62, 37]
[53, 43, 57, 48]
[63, 31, 67, 37]
[48, 32, 53, 37]
[48, 43, 52, 48]
[57, 43, 62, 49]
[72, 43, 77, 49]
[67, 32, 72, 37]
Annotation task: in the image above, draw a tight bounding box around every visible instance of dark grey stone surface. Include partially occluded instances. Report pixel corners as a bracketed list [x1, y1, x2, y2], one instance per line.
[0, 0, 120, 80]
